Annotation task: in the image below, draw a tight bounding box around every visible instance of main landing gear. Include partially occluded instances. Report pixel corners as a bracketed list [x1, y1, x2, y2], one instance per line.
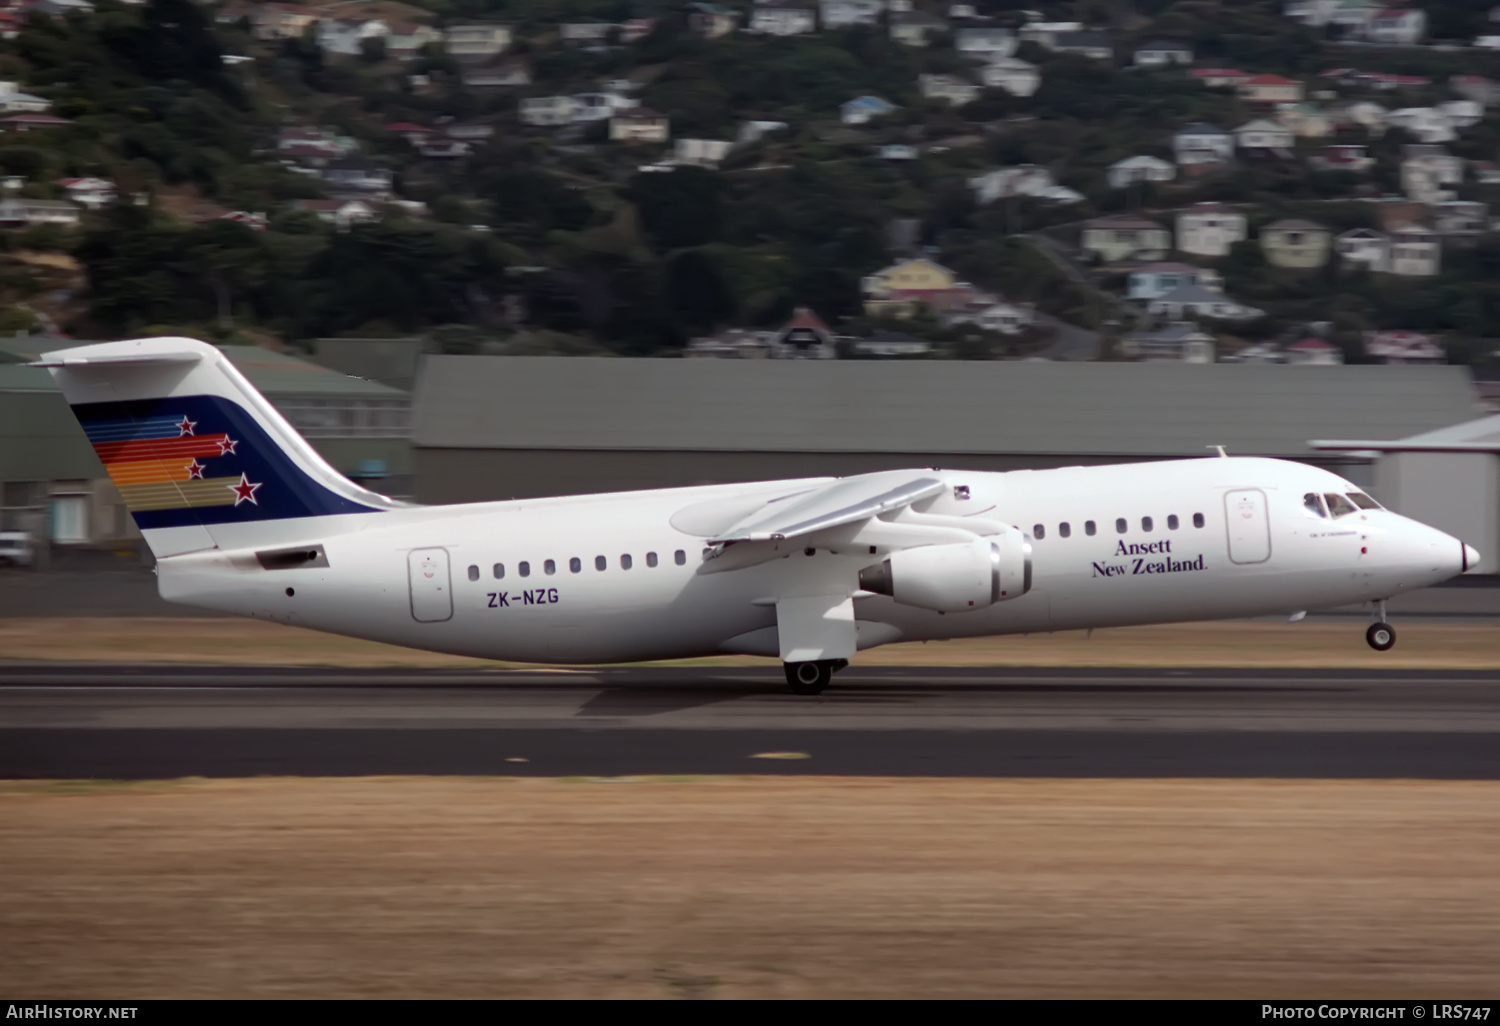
[784, 659, 848, 695]
[1366, 599, 1396, 652]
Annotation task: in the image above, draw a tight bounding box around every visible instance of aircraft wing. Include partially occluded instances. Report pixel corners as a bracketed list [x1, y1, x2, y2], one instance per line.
[708, 471, 947, 544]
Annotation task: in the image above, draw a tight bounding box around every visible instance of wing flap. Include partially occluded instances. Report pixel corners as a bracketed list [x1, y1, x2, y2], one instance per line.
[708, 471, 946, 543]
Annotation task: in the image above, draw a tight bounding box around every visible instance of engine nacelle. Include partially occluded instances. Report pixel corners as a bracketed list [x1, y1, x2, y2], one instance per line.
[858, 535, 1032, 614]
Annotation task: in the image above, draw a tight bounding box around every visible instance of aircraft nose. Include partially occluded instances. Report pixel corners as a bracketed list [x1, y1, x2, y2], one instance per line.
[1464, 543, 1482, 574]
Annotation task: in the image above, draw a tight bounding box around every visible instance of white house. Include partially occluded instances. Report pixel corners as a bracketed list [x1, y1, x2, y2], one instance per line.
[1335, 228, 1390, 271]
[1438, 100, 1485, 128]
[1365, 7, 1425, 44]
[1133, 40, 1193, 67]
[968, 165, 1056, 204]
[878, 144, 918, 160]
[1126, 262, 1223, 301]
[1386, 107, 1456, 143]
[955, 28, 1015, 59]
[750, 0, 817, 35]
[0, 197, 79, 227]
[980, 57, 1039, 96]
[520, 96, 576, 127]
[1147, 284, 1262, 321]
[322, 157, 392, 195]
[1018, 21, 1081, 47]
[673, 138, 734, 168]
[840, 95, 897, 125]
[1387, 224, 1441, 277]
[0, 83, 49, 114]
[1175, 203, 1247, 258]
[1107, 155, 1175, 189]
[1235, 119, 1294, 150]
[889, 11, 948, 46]
[1284, 337, 1343, 365]
[1121, 322, 1216, 363]
[943, 297, 1034, 334]
[1435, 200, 1488, 236]
[559, 22, 613, 46]
[819, 0, 884, 28]
[443, 23, 512, 59]
[610, 108, 669, 143]
[1172, 122, 1235, 164]
[1189, 68, 1251, 88]
[688, 3, 740, 38]
[1051, 30, 1112, 59]
[1081, 215, 1172, 263]
[1401, 145, 1465, 202]
[1284, 0, 1341, 26]
[56, 177, 114, 210]
[295, 198, 377, 231]
[571, 92, 631, 123]
[316, 19, 388, 57]
[919, 74, 979, 106]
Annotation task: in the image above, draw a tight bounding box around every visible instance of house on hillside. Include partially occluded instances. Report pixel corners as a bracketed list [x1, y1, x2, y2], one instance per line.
[0, 114, 71, 133]
[386, 23, 442, 61]
[750, 0, 817, 35]
[1276, 104, 1334, 139]
[1312, 143, 1373, 172]
[1335, 228, 1390, 271]
[316, 18, 388, 57]
[1107, 155, 1175, 189]
[610, 108, 669, 144]
[0, 197, 79, 227]
[852, 331, 932, 357]
[1175, 203, 1246, 258]
[1127, 263, 1222, 301]
[1237, 74, 1304, 104]
[1388, 224, 1442, 275]
[841, 95, 897, 125]
[688, 3, 740, 38]
[1080, 215, 1171, 263]
[672, 138, 735, 168]
[889, 11, 948, 46]
[1284, 338, 1344, 365]
[980, 58, 1040, 96]
[861, 258, 974, 317]
[820, 1, 885, 29]
[294, 198, 377, 231]
[1172, 122, 1234, 165]
[520, 96, 576, 127]
[560, 22, 614, 46]
[56, 177, 114, 210]
[1147, 285, 1261, 322]
[771, 306, 838, 358]
[944, 298, 1034, 334]
[919, 74, 979, 106]
[1435, 201, 1488, 237]
[1235, 119, 1293, 151]
[322, 158, 393, 195]
[1452, 75, 1500, 106]
[968, 165, 1056, 204]
[1133, 40, 1193, 67]
[1386, 107, 1456, 143]
[1364, 329, 1445, 364]
[250, 4, 316, 41]
[1121, 322, 1215, 363]
[444, 24, 512, 59]
[1260, 219, 1332, 269]
[1366, 7, 1425, 44]
[464, 60, 530, 88]
[0, 83, 49, 114]
[1438, 100, 1484, 128]
[956, 28, 1016, 59]
[619, 18, 657, 43]
[1018, 21, 1081, 48]
[1401, 145, 1464, 203]
[1189, 68, 1250, 88]
[1051, 30, 1112, 59]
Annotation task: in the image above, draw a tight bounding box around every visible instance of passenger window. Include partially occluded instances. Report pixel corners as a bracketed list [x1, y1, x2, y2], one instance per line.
[595, 555, 606, 571]
[1348, 492, 1382, 511]
[1325, 493, 1357, 518]
[1059, 522, 1071, 538]
[1085, 520, 1096, 536]
[620, 554, 632, 570]
[1167, 515, 1179, 530]
[492, 563, 504, 579]
[1303, 493, 1328, 518]
[519, 561, 531, 577]
[467, 564, 479, 581]
[646, 551, 658, 568]
[674, 549, 687, 565]
[1115, 518, 1127, 534]
[544, 559, 556, 575]
[1193, 513, 1205, 528]
[1033, 524, 1045, 539]
[1141, 516, 1153, 532]
[569, 557, 582, 573]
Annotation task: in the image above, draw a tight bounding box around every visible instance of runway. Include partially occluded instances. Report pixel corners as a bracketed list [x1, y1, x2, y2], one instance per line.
[5, 663, 1500, 779]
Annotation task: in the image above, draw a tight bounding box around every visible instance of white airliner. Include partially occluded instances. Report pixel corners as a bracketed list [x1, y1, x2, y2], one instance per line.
[40, 337, 1480, 694]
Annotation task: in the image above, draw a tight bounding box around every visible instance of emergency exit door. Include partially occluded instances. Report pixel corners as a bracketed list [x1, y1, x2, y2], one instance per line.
[408, 547, 453, 622]
[1224, 489, 1271, 565]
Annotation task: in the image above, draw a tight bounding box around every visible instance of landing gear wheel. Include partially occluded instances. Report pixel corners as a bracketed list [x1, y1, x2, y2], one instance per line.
[1366, 622, 1396, 652]
[785, 661, 833, 695]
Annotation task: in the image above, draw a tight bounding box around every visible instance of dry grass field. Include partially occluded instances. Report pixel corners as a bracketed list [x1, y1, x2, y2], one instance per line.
[2, 777, 1499, 998]
[3, 615, 1500, 670]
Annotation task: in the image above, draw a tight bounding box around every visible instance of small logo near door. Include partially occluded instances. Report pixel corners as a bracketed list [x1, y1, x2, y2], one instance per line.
[421, 557, 437, 579]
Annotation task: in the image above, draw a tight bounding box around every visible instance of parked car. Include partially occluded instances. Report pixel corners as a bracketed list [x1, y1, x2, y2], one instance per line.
[0, 531, 34, 567]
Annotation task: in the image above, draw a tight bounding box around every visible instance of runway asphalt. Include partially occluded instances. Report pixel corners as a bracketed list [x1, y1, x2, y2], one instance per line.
[5, 663, 1500, 779]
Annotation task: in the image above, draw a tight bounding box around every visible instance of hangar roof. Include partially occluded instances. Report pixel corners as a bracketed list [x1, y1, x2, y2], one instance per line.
[413, 357, 1479, 458]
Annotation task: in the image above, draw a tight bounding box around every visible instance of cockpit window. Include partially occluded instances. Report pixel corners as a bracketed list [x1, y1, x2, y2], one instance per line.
[1348, 492, 1382, 511]
[1324, 493, 1358, 518]
[1303, 493, 1327, 518]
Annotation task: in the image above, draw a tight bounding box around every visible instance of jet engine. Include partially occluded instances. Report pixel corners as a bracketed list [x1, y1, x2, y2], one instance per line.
[857, 534, 1031, 614]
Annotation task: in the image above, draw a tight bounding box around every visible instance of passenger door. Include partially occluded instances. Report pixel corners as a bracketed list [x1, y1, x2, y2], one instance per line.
[408, 547, 453, 622]
[1224, 489, 1271, 564]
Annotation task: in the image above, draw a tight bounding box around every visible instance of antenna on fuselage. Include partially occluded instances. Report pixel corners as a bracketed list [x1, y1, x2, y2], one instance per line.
[1207, 445, 1228, 458]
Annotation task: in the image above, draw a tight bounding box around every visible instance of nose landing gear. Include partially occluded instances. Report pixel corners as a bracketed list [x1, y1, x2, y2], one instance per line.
[784, 659, 847, 695]
[1366, 599, 1395, 651]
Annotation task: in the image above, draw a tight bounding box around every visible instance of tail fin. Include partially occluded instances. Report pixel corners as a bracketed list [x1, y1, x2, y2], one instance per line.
[37, 337, 401, 557]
